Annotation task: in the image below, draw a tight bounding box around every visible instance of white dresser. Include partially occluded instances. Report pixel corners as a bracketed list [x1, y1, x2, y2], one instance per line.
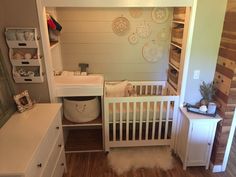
[176, 107, 221, 170]
[0, 103, 66, 177]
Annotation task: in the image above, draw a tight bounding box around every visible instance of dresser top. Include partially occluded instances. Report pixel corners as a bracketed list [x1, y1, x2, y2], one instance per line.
[180, 107, 222, 122]
[0, 103, 62, 176]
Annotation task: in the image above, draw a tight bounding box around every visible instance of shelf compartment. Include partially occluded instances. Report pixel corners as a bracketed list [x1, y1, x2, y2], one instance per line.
[173, 7, 186, 22]
[5, 28, 38, 48]
[169, 46, 181, 69]
[64, 128, 103, 153]
[168, 66, 179, 86]
[62, 116, 102, 127]
[10, 59, 42, 66]
[171, 25, 184, 46]
[13, 66, 44, 83]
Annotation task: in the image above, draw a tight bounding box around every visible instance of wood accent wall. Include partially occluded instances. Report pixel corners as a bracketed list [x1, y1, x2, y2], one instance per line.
[56, 8, 172, 81]
[211, 0, 236, 165]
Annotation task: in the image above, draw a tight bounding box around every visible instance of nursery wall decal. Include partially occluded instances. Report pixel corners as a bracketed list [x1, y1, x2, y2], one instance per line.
[112, 16, 130, 36]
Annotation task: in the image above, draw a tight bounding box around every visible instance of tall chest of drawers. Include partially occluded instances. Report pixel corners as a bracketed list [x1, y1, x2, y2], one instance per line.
[0, 103, 66, 177]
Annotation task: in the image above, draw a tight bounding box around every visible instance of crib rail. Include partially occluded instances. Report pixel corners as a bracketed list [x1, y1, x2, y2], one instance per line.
[105, 81, 167, 96]
[104, 95, 179, 151]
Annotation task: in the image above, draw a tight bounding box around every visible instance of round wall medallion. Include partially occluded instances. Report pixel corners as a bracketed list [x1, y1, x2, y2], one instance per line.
[157, 27, 171, 41]
[112, 16, 130, 36]
[129, 8, 143, 18]
[128, 33, 139, 45]
[136, 21, 152, 39]
[151, 8, 169, 23]
[142, 40, 164, 63]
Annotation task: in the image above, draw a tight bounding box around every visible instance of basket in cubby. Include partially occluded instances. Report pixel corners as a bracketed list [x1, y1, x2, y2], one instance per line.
[173, 7, 186, 22]
[168, 69, 178, 85]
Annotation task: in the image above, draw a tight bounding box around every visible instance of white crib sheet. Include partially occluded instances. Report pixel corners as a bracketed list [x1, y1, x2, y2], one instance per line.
[108, 102, 174, 123]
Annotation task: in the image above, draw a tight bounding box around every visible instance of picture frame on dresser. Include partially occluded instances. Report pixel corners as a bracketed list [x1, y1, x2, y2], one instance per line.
[13, 90, 33, 112]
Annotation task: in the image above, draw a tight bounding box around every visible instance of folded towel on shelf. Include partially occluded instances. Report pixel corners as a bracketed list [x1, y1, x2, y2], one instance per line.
[46, 13, 62, 32]
[50, 16, 62, 31]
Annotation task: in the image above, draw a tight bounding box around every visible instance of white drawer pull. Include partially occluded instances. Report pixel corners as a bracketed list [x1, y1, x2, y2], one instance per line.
[37, 163, 42, 168]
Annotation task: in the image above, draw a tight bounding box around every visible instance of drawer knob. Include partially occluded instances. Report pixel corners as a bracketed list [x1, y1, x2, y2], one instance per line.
[56, 126, 60, 130]
[37, 163, 42, 168]
[223, 62, 226, 66]
[221, 80, 224, 83]
[58, 144, 62, 148]
[208, 143, 211, 146]
[61, 163, 64, 166]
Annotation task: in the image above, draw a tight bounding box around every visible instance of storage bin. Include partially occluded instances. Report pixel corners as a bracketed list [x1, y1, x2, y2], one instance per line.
[64, 96, 100, 123]
[173, 7, 186, 21]
[168, 69, 178, 85]
[170, 48, 181, 63]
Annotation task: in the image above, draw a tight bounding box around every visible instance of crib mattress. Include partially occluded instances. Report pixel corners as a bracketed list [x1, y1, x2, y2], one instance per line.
[108, 102, 174, 123]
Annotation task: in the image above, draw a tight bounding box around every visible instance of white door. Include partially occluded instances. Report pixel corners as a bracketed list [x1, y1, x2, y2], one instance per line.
[187, 120, 213, 165]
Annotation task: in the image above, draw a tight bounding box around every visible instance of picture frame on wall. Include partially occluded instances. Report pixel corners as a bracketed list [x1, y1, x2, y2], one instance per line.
[13, 90, 33, 113]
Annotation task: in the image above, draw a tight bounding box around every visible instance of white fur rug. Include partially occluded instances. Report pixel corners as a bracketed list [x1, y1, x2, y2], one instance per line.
[107, 146, 173, 175]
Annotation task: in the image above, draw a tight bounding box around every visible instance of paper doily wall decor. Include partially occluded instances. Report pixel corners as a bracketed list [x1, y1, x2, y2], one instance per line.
[112, 16, 130, 36]
[129, 8, 143, 18]
[157, 27, 171, 41]
[128, 33, 139, 45]
[136, 21, 152, 39]
[152, 8, 169, 24]
[142, 40, 164, 63]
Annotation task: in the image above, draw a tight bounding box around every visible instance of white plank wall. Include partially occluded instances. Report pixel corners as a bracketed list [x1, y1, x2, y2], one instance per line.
[56, 7, 172, 81]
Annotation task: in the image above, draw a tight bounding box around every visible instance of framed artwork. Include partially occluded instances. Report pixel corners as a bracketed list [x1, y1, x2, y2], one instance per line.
[13, 90, 33, 112]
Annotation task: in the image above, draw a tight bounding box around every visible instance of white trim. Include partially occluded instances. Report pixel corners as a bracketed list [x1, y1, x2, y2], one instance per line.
[36, 0, 56, 102]
[222, 108, 236, 170]
[210, 108, 236, 172]
[210, 164, 224, 173]
[179, 0, 198, 106]
[42, 0, 194, 7]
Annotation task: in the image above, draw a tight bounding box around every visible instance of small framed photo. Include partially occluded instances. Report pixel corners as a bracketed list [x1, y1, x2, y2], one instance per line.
[14, 90, 33, 112]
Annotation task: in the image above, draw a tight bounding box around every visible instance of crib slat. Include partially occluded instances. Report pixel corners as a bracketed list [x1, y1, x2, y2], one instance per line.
[132, 103, 136, 140]
[113, 103, 116, 141]
[120, 103, 123, 141]
[145, 85, 148, 95]
[164, 101, 170, 139]
[151, 85, 154, 95]
[126, 102, 130, 141]
[152, 101, 157, 140]
[145, 102, 150, 140]
[139, 102, 143, 140]
[139, 86, 142, 95]
[158, 101, 163, 139]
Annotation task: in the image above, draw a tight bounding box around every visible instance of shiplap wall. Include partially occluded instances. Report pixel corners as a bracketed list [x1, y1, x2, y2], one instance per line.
[56, 8, 172, 81]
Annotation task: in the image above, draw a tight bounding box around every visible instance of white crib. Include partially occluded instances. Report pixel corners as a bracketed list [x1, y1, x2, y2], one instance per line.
[104, 81, 180, 151]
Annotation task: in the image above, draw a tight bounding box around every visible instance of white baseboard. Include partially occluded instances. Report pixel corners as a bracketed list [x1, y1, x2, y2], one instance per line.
[210, 163, 224, 173]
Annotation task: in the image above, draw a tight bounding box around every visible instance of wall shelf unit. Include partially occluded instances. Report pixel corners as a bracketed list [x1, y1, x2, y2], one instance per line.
[5, 28, 44, 83]
[167, 7, 190, 95]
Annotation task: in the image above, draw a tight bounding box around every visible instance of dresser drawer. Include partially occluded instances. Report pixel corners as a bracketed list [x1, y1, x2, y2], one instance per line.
[25, 111, 61, 177]
[214, 72, 231, 95]
[52, 149, 66, 177]
[40, 132, 64, 177]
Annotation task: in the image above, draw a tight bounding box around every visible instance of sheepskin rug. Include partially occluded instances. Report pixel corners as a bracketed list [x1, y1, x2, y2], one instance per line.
[107, 146, 173, 175]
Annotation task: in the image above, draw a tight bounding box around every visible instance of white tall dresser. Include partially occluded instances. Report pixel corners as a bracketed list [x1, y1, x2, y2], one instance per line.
[0, 103, 66, 177]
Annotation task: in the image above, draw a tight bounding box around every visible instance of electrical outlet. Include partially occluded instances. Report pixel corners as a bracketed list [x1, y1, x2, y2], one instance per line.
[193, 70, 200, 80]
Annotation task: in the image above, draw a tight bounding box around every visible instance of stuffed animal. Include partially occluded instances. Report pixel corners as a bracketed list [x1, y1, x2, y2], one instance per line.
[125, 83, 137, 97]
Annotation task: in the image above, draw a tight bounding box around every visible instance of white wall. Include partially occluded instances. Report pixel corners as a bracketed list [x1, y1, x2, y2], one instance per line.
[184, 0, 227, 104]
[56, 7, 172, 81]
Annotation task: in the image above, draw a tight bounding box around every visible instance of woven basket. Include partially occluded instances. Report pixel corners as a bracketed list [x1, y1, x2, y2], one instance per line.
[168, 69, 178, 84]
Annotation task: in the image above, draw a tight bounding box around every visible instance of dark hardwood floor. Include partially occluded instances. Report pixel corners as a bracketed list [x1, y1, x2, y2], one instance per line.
[63, 133, 236, 177]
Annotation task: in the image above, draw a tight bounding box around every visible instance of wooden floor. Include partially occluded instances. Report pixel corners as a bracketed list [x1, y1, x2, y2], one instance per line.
[63, 134, 236, 177]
